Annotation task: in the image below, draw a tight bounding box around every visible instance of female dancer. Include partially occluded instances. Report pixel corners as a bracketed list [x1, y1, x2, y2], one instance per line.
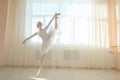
[23, 13, 60, 77]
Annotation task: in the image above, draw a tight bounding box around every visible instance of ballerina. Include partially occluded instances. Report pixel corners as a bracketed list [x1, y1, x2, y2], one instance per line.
[23, 13, 60, 77]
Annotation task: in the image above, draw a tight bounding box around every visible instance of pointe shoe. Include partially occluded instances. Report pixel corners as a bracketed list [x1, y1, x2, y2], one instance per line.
[36, 74, 40, 78]
[56, 13, 60, 16]
[55, 13, 60, 17]
[36, 72, 41, 78]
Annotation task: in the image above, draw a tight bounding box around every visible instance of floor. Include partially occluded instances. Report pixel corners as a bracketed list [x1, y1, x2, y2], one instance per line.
[0, 67, 120, 80]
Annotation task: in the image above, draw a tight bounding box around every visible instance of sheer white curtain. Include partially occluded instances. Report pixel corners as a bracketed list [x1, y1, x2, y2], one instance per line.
[0, 0, 9, 66]
[4, 0, 28, 66]
[4, 0, 118, 68]
[115, 0, 120, 69]
[116, 0, 120, 47]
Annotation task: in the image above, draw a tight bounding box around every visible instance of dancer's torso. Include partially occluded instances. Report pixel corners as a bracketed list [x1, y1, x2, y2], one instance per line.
[38, 28, 55, 42]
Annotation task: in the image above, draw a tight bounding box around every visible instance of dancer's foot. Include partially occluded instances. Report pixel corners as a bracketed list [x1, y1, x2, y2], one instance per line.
[36, 71, 41, 78]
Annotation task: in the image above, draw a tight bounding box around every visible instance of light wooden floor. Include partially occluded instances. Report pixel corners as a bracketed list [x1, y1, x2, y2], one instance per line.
[0, 67, 120, 80]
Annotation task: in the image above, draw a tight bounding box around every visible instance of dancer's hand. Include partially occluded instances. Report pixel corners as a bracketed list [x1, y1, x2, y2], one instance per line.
[22, 40, 26, 44]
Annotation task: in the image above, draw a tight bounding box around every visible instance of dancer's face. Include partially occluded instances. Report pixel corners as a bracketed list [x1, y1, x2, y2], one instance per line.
[37, 21, 42, 30]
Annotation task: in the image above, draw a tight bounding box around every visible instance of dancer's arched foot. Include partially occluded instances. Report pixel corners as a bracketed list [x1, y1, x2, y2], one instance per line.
[36, 71, 41, 78]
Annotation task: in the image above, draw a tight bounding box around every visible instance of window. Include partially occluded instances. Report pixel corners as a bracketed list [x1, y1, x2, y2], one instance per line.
[28, 0, 109, 47]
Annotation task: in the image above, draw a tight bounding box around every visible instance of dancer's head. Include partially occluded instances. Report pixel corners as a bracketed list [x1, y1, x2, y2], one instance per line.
[37, 21, 42, 29]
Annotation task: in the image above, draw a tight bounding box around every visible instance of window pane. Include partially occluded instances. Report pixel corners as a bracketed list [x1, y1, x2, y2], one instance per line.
[74, 18, 89, 45]
[59, 17, 73, 44]
[32, 2, 57, 15]
[31, 17, 43, 42]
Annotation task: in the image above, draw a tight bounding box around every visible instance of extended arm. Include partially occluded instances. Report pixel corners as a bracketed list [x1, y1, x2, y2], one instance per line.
[55, 16, 58, 30]
[23, 32, 37, 44]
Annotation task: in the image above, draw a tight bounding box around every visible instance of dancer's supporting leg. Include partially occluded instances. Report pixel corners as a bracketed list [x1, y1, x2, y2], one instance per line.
[36, 53, 47, 77]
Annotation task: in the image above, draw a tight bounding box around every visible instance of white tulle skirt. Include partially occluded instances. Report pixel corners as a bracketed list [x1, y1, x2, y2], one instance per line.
[40, 41, 52, 55]
[40, 29, 56, 55]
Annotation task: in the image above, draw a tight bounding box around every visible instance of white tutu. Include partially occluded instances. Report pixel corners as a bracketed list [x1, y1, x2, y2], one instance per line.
[38, 28, 56, 55]
[40, 41, 52, 55]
